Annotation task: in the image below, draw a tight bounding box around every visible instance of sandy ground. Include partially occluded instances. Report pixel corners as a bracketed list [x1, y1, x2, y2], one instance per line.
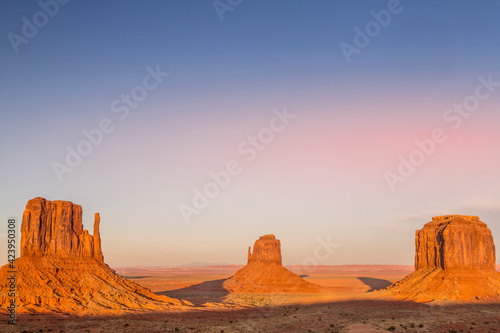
[1, 265, 500, 332]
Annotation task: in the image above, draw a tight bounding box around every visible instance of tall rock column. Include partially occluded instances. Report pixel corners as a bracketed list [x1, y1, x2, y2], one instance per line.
[1, 197, 187, 313]
[93, 213, 104, 261]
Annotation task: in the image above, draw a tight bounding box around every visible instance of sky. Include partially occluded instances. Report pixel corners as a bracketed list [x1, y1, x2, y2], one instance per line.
[1, 0, 499, 267]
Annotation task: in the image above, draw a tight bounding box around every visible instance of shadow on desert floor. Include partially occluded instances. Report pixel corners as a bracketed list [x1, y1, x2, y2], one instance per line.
[3, 299, 500, 333]
[159, 278, 230, 306]
[357, 277, 392, 292]
[155, 274, 395, 306]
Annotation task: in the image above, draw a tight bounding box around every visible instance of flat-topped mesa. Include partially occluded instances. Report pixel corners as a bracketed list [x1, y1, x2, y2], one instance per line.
[384, 214, 500, 301]
[20, 197, 104, 261]
[415, 214, 495, 271]
[247, 234, 282, 265]
[431, 215, 480, 222]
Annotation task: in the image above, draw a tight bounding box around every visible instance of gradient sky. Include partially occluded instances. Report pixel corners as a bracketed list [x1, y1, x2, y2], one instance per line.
[1, 1, 499, 267]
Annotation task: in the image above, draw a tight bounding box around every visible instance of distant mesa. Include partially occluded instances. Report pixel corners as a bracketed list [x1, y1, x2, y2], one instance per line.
[0, 197, 189, 314]
[383, 215, 500, 301]
[223, 234, 323, 293]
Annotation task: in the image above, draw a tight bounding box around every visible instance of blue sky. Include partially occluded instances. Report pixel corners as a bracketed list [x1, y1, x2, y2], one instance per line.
[1, 1, 499, 267]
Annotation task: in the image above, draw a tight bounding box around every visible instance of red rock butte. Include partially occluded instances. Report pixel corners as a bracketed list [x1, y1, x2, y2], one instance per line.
[384, 215, 500, 301]
[20, 199, 104, 261]
[223, 234, 323, 293]
[0, 197, 188, 314]
[247, 234, 282, 265]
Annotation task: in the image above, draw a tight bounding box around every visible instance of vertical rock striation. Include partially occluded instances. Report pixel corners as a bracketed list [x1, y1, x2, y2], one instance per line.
[0, 197, 189, 314]
[384, 215, 500, 301]
[93, 213, 104, 262]
[20, 197, 104, 260]
[414, 215, 495, 271]
[247, 234, 282, 265]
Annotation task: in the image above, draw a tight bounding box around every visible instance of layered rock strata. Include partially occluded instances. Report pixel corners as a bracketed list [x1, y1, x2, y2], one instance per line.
[384, 215, 500, 301]
[0, 197, 188, 314]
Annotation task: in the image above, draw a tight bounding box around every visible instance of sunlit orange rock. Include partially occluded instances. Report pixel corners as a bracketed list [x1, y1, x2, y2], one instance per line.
[20, 198, 104, 260]
[0, 197, 189, 314]
[247, 234, 282, 265]
[385, 215, 500, 301]
[223, 234, 323, 293]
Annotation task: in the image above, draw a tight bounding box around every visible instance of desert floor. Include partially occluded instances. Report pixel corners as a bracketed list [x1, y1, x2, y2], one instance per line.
[1, 265, 500, 333]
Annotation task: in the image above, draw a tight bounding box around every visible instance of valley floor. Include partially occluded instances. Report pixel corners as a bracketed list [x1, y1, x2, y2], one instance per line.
[1, 265, 500, 332]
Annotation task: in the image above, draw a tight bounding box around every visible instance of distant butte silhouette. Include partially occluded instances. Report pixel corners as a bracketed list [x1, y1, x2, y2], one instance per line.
[384, 215, 500, 301]
[0, 197, 189, 314]
[223, 234, 323, 293]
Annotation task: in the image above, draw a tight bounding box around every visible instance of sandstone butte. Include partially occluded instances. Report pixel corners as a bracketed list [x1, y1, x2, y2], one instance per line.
[383, 215, 500, 302]
[223, 234, 323, 293]
[0, 197, 190, 314]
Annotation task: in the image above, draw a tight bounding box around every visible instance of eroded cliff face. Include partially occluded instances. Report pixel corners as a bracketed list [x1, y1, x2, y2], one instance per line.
[415, 215, 495, 271]
[0, 197, 189, 314]
[247, 234, 282, 265]
[224, 234, 322, 293]
[20, 197, 103, 261]
[93, 213, 104, 262]
[384, 215, 500, 302]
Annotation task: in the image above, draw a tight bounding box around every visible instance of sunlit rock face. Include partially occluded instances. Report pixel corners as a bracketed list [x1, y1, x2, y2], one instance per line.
[21, 198, 104, 261]
[0, 197, 188, 314]
[247, 234, 282, 265]
[414, 215, 495, 270]
[224, 234, 323, 293]
[385, 215, 500, 302]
